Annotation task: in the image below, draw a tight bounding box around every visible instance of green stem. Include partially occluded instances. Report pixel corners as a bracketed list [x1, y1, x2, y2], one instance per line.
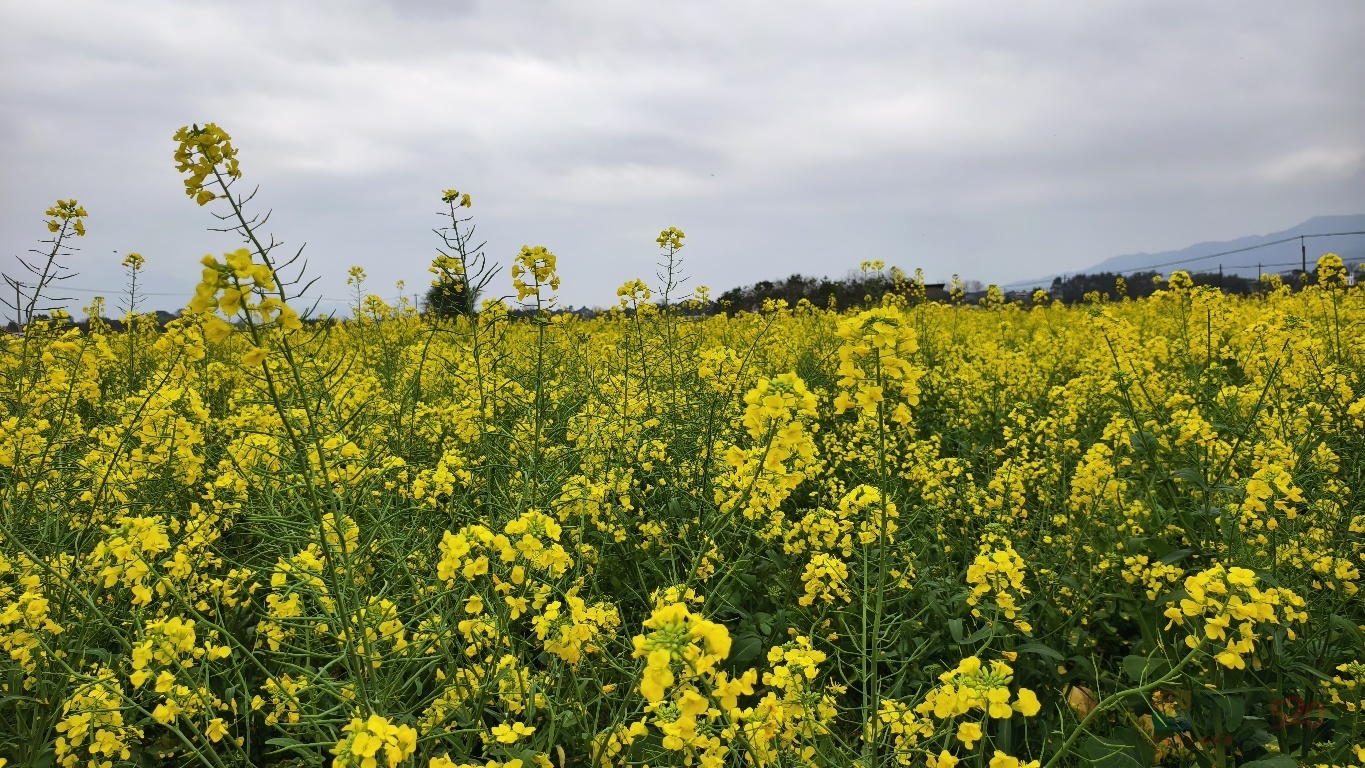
[1042, 645, 1203, 768]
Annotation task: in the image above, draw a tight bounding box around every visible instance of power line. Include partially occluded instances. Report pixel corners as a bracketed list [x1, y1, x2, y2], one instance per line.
[1134, 231, 1365, 271]
[1223, 259, 1300, 271]
[1000, 229, 1365, 289]
[7, 283, 404, 304]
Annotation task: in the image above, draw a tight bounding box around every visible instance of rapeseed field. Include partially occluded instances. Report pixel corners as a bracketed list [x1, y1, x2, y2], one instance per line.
[2, 124, 1362, 768]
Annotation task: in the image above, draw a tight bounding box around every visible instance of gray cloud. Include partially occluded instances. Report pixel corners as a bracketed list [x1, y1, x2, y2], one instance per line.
[3, 0, 1362, 312]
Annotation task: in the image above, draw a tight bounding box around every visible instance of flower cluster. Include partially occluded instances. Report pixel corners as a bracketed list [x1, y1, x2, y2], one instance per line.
[1167, 269, 1195, 292]
[331, 713, 417, 768]
[627, 601, 739, 764]
[45, 198, 88, 236]
[511, 245, 560, 304]
[1324, 660, 1365, 714]
[832, 307, 924, 425]
[1317, 252, 1348, 289]
[916, 656, 1042, 722]
[532, 592, 621, 665]
[133, 625, 232, 727]
[1120, 555, 1185, 601]
[1161, 564, 1309, 669]
[430, 254, 467, 289]
[128, 616, 218, 691]
[633, 601, 731, 702]
[1241, 464, 1306, 521]
[0, 563, 63, 674]
[738, 637, 838, 765]
[965, 534, 1032, 632]
[438, 511, 574, 586]
[173, 123, 241, 205]
[54, 668, 142, 768]
[617, 278, 652, 307]
[696, 345, 747, 394]
[799, 551, 851, 606]
[869, 655, 1044, 767]
[189, 248, 302, 362]
[715, 373, 822, 538]
[740, 371, 818, 440]
[656, 226, 685, 251]
[91, 515, 171, 606]
[441, 188, 473, 208]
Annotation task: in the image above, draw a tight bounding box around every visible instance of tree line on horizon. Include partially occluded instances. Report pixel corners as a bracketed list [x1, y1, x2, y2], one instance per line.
[8, 264, 1358, 334]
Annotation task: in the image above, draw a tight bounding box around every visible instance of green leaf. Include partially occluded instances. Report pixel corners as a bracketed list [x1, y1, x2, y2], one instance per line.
[948, 618, 965, 644]
[80, 647, 112, 664]
[1212, 693, 1245, 732]
[1157, 547, 1195, 565]
[1122, 654, 1171, 682]
[1015, 642, 1064, 661]
[1239, 756, 1297, 768]
[966, 625, 996, 644]
[730, 635, 763, 667]
[1171, 467, 1209, 489]
[754, 611, 774, 635]
[1083, 729, 1147, 768]
[1141, 537, 1176, 560]
[264, 737, 312, 757]
[1330, 614, 1365, 644]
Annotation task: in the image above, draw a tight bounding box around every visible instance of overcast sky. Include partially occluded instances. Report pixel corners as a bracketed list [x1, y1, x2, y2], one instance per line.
[2, 0, 1363, 312]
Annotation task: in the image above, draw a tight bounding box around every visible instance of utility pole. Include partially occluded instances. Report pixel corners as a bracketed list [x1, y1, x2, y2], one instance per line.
[1301, 236, 1307, 277]
[1219, 264, 1224, 291]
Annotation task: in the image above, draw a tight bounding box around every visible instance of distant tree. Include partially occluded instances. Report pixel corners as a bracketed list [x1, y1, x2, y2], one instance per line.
[422, 275, 480, 319]
[1048, 270, 1257, 304]
[715, 271, 913, 314]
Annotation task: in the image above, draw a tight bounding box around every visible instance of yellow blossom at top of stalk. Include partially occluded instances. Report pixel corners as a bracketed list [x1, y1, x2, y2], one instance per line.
[173, 123, 241, 206]
[832, 306, 924, 425]
[441, 188, 473, 208]
[617, 278, 651, 307]
[1317, 253, 1348, 289]
[511, 245, 560, 304]
[657, 226, 684, 251]
[45, 199, 88, 236]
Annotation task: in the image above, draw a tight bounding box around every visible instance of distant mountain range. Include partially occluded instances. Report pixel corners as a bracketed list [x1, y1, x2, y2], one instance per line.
[1080, 214, 1365, 278]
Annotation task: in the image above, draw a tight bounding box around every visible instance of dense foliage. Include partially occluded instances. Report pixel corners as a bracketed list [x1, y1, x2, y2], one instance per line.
[2, 125, 1363, 768]
[714, 268, 930, 314]
[1048, 272, 1262, 305]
